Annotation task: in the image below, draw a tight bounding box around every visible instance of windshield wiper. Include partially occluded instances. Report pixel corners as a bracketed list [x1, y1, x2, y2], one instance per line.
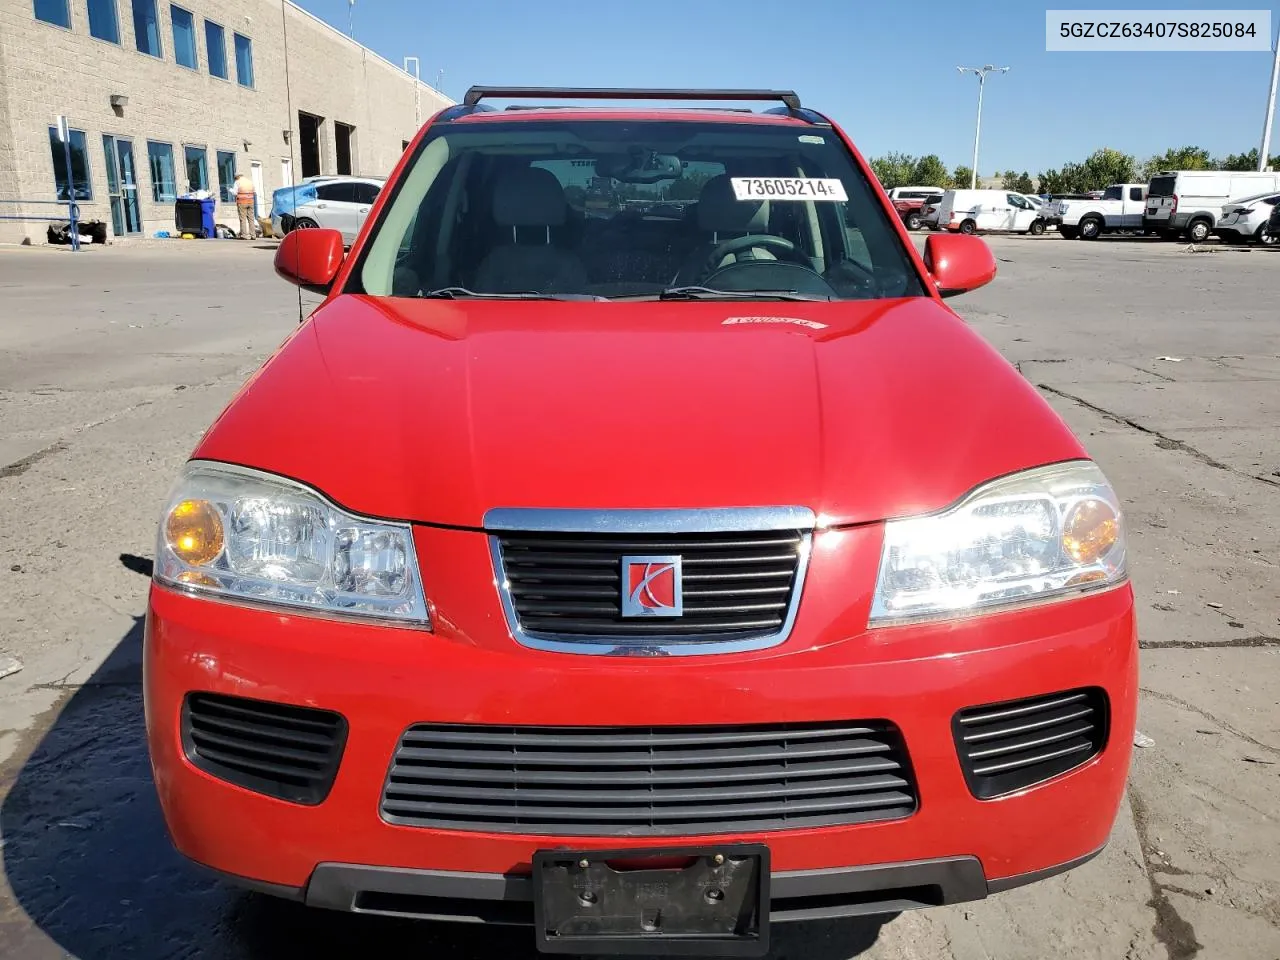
[653, 286, 833, 302]
[420, 287, 604, 301]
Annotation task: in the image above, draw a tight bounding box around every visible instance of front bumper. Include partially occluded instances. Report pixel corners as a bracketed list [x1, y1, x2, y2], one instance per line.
[209, 846, 1104, 923]
[144, 535, 1137, 919]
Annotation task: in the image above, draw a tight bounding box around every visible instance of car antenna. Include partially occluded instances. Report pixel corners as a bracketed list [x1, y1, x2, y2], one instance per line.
[280, 0, 303, 324]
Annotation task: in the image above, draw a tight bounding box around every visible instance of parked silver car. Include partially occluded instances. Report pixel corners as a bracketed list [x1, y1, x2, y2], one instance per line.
[271, 175, 385, 244]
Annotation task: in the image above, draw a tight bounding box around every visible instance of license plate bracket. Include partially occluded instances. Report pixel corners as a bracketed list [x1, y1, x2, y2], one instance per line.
[533, 844, 770, 956]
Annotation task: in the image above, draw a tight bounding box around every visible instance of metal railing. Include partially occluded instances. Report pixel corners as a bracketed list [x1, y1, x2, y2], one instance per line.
[0, 199, 84, 250]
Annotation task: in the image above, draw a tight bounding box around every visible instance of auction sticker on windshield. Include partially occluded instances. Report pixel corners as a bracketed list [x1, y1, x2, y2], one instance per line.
[731, 177, 848, 201]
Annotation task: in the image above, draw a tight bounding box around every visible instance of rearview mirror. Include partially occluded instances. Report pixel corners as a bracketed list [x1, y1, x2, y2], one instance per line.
[274, 228, 346, 294]
[595, 149, 683, 184]
[923, 233, 996, 298]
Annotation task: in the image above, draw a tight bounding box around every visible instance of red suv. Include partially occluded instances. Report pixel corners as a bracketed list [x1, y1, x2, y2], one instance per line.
[145, 87, 1136, 956]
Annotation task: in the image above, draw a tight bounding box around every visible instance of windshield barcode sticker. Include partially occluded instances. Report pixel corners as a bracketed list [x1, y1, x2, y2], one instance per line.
[731, 177, 848, 201]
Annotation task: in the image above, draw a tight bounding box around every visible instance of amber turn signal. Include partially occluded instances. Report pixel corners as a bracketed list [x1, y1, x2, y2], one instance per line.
[1062, 499, 1119, 565]
[165, 499, 224, 565]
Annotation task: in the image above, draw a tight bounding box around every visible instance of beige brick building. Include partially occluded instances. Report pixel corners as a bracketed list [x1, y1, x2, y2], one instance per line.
[0, 0, 451, 243]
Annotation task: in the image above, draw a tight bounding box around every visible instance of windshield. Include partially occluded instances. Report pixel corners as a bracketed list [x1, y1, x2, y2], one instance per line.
[1148, 176, 1176, 197]
[350, 119, 925, 302]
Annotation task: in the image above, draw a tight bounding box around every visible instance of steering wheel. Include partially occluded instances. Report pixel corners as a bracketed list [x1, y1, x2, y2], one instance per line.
[823, 256, 879, 297]
[702, 234, 806, 278]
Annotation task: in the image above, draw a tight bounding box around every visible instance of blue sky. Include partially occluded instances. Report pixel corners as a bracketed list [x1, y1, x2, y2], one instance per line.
[298, 0, 1280, 175]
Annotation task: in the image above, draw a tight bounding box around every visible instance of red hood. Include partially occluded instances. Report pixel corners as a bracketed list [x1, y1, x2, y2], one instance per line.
[194, 295, 1084, 527]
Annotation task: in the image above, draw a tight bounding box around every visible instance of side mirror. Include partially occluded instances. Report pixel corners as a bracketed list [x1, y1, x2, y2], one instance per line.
[274, 228, 345, 294]
[923, 233, 996, 298]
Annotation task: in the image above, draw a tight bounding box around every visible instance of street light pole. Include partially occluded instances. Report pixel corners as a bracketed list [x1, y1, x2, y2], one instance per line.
[957, 65, 1010, 189]
[1259, 23, 1280, 171]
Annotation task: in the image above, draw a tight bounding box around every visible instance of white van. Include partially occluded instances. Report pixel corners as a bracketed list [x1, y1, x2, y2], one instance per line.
[1144, 170, 1280, 242]
[935, 189, 1048, 235]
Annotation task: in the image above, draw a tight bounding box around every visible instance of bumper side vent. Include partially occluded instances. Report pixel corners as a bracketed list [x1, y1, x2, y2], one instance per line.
[182, 692, 347, 805]
[954, 688, 1109, 799]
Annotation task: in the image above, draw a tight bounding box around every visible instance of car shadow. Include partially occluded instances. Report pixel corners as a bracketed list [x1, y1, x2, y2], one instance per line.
[1, 563, 896, 959]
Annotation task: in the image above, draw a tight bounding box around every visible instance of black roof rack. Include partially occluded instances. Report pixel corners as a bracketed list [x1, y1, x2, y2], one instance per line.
[463, 86, 803, 111]
[502, 104, 756, 113]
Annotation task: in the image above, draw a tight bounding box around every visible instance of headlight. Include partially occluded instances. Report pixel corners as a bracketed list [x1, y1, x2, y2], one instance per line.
[155, 461, 429, 626]
[870, 460, 1126, 625]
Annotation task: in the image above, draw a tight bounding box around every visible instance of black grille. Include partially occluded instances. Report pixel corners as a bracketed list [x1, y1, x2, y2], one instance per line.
[953, 688, 1108, 799]
[182, 692, 347, 805]
[380, 721, 917, 835]
[494, 530, 806, 640]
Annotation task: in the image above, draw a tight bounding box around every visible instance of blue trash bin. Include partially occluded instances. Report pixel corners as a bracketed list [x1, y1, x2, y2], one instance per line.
[174, 196, 218, 238]
[198, 197, 216, 238]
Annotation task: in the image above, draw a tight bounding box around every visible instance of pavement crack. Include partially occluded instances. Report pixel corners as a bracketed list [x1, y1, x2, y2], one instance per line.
[1129, 363, 1177, 383]
[1129, 788, 1203, 960]
[1037, 384, 1272, 486]
[0, 399, 155, 481]
[1139, 687, 1280, 758]
[0, 441, 68, 478]
[1140, 636, 1280, 650]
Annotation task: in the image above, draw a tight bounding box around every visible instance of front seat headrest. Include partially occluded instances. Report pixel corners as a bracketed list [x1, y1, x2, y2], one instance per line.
[697, 174, 769, 235]
[493, 167, 568, 228]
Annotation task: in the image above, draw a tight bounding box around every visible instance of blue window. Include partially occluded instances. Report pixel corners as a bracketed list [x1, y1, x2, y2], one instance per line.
[34, 0, 70, 27]
[184, 145, 207, 192]
[204, 20, 227, 78]
[48, 126, 92, 201]
[148, 141, 176, 201]
[216, 150, 236, 202]
[233, 32, 254, 88]
[131, 0, 161, 55]
[87, 0, 120, 42]
[170, 5, 196, 67]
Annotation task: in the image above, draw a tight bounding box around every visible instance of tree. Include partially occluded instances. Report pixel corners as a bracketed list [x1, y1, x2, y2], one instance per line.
[1035, 148, 1134, 194]
[1002, 170, 1035, 193]
[1142, 146, 1212, 178]
[1081, 148, 1137, 189]
[1218, 148, 1280, 171]
[868, 152, 917, 190]
[1037, 168, 1064, 194]
[665, 170, 712, 201]
[911, 154, 949, 187]
[949, 165, 975, 189]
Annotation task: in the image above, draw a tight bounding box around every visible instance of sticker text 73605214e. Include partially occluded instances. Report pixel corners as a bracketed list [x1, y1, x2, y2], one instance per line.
[730, 177, 848, 202]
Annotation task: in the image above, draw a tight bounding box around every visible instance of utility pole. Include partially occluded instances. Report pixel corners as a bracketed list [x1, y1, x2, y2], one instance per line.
[957, 65, 1010, 189]
[1259, 23, 1280, 171]
[347, 0, 354, 39]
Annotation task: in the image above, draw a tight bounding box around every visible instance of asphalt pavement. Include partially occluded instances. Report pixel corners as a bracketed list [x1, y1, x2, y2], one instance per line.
[0, 235, 1277, 960]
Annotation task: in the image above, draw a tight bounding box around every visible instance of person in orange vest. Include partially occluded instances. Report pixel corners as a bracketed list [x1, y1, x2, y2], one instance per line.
[233, 170, 257, 240]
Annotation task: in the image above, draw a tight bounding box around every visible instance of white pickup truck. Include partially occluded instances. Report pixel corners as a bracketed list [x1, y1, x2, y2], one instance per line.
[1046, 184, 1149, 240]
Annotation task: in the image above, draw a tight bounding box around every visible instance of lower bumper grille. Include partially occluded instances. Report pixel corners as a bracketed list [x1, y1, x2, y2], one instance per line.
[182, 692, 347, 805]
[953, 688, 1108, 799]
[380, 721, 917, 836]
